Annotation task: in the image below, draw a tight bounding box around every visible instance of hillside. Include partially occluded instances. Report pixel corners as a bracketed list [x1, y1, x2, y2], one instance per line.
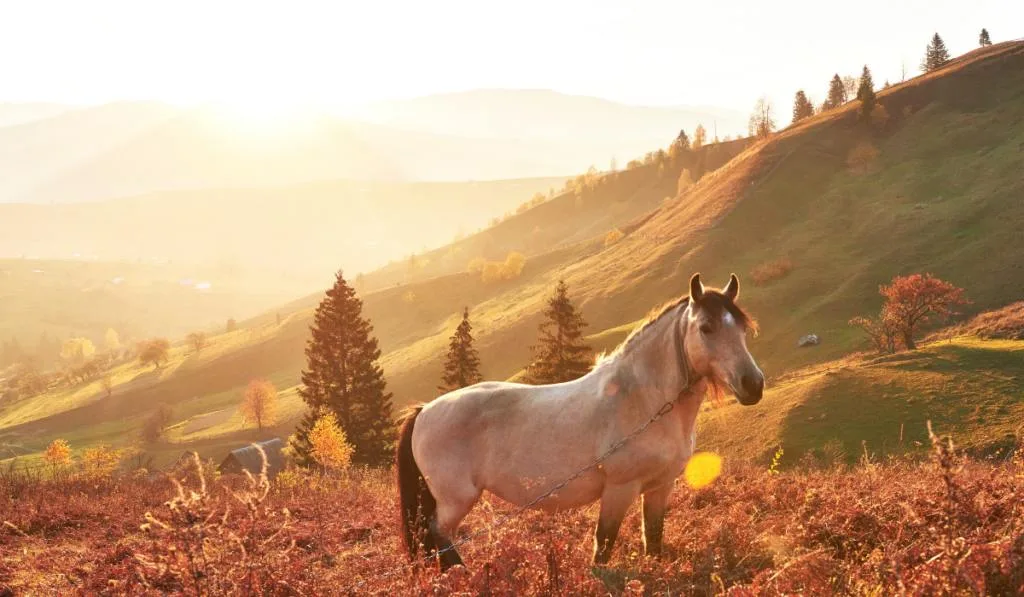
[3, 41, 1024, 470]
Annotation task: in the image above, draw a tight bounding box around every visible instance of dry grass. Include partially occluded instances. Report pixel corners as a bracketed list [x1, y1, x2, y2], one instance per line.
[932, 302, 1024, 341]
[750, 258, 794, 287]
[2, 438, 1022, 595]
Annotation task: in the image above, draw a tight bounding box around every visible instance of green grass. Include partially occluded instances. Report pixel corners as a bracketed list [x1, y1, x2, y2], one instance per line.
[701, 337, 1024, 468]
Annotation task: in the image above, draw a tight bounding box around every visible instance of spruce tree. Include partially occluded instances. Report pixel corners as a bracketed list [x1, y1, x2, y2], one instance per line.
[524, 280, 592, 384]
[823, 74, 847, 110]
[979, 28, 991, 47]
[792, 90, 814, 123]
[291, 270, 395, 466]
[856, 65, 876, 120]
[438, 307, 482, 393]
[922, 33, 950, 72]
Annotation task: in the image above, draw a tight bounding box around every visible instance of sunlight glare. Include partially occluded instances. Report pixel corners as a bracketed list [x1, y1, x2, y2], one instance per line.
[684, 452, 722, 489]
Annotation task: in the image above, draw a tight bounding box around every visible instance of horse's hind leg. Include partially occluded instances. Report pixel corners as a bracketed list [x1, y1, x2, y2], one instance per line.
[431, 482, 480, 570]
[593, 482, 641, 565]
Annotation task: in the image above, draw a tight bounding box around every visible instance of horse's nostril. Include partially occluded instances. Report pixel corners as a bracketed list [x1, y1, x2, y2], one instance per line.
[741, 375, 763, 396]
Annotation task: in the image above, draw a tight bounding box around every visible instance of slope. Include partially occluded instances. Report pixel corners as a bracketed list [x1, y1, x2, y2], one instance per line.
[5, 41, 1024, 467]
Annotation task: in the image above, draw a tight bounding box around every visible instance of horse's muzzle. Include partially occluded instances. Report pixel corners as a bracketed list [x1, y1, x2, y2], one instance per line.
[736, 374, 764, 405]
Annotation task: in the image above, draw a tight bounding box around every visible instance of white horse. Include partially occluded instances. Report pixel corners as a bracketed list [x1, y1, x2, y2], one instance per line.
[397, 273, 764, 569]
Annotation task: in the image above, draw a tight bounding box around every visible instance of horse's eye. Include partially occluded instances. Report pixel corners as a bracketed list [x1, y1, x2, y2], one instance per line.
[699, 323, 713, 335]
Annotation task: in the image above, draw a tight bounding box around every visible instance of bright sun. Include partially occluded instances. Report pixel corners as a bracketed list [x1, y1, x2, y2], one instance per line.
[210, 97, 319, 136]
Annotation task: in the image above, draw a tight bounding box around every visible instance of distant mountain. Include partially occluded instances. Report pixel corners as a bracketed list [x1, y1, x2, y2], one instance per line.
[349, 88, 746, 147]
[0, 91, 743, 203]
[0, 102, 72, 127]
[0, 176, 567, 278]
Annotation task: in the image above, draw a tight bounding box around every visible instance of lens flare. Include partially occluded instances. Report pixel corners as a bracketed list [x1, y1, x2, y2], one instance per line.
[684, 451, 722, 489]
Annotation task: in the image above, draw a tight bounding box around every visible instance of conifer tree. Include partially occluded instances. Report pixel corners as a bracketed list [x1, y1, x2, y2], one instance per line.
[979, 28, 991, 47]
[856, 65, 876, 120]
[291, 270, 395, 466]
[669, 129, 690, 157]
[792, 90, 814, 123]
[438, 307, 482, 393]
[823, 74, 847, 110]
[524, 280, 592, 384]
[922, 33, 950, 72]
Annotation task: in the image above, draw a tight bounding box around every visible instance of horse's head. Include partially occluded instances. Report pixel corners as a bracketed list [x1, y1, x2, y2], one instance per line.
[682, 273, 764, 405]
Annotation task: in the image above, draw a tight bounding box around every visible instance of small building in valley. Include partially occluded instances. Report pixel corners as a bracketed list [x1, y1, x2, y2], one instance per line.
[219, 438, 284, 479]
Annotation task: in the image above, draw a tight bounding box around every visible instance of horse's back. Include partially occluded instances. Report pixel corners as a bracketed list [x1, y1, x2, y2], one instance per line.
[413, 378, 608, 509]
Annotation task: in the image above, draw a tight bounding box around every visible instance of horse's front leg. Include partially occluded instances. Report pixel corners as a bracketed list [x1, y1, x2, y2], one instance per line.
[593, 482, 641, 565]
[641, 483, 672, 557]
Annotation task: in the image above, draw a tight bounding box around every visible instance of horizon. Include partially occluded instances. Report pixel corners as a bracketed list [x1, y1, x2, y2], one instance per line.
[1, 1, 1018, 119]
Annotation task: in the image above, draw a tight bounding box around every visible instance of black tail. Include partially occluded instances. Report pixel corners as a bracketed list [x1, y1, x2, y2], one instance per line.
[397, 406, 437, 560]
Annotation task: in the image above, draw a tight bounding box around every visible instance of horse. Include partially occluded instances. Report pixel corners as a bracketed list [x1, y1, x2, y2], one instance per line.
[396, 273, 764, 569]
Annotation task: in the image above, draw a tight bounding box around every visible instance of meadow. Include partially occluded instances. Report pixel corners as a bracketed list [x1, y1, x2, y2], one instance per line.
[2, 431, 1022, 595]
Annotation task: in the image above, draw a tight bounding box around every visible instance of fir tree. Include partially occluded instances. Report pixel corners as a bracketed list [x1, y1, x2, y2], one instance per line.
[856, 65, 876, 120]
[792, 90, 814, 123]
[524, 280, 592, 384]
[921, 33, 950, 72]
[291, 270, 395, 466]
[979, 28, 991, 47]
[669, 129, 690, 157]
[823, 74, 847, 110]
[438, 307, 482, 393]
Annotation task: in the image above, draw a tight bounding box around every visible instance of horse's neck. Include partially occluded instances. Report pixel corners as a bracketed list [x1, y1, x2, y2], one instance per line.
[610, 309, 688, 407]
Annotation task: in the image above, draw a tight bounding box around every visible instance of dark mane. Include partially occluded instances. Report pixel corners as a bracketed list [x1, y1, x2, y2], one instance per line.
[597, 290, 756, 363]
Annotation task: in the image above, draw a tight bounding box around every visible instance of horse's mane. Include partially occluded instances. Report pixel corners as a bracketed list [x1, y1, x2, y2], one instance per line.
[595, 290, 756, 365]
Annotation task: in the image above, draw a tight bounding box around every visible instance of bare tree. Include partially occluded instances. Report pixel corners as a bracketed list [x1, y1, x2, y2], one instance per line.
[748, 97, 776, 139]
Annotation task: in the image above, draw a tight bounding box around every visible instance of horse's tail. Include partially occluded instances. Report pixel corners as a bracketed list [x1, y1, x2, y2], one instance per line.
[396, 406, 436, 560]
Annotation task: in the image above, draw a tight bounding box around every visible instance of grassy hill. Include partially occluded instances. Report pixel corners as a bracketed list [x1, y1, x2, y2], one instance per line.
[3, 41, 1024, 469]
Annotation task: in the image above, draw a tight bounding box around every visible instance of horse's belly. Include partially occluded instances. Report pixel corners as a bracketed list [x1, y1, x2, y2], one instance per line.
[484, 468, 605, 512]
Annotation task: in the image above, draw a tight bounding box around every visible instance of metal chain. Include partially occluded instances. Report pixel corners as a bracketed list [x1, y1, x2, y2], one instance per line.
[349, 397, 677, 590]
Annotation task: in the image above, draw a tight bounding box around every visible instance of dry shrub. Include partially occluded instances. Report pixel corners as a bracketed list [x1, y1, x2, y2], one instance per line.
[677, 169, 694, 196]
[479, 252, 526, 283]
[133, 451, 295, 594]
[604, 228, 624, 247]
[934, 301, 1024, 341]
[847, 141, 879, 174]
[80, 445, 122, 480]
[870, 104, 890, 131]
[750, 258, 794, 286]
[4, 430, 1024, 595]
[43, 439, 72, 471]
[466, 257, 486, 274]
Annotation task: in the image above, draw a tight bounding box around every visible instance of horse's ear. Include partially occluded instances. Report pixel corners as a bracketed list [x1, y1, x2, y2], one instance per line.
[689, 273, 704, 301]
[724, 273, 739, 300]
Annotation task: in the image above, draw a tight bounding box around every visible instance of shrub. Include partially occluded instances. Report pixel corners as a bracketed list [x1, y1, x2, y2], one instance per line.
[604, 228, 624, 247]
[847, 141, 879, 174]
[141, 404, 174, 444]
[870, 104, 890, 131]
[677, 169, 694, 196]
[43, 439, 72, 472]
[750, 258, 794, 286]
[80, 445, 122, 480]
[308, 411, 354, 470]
[479, 252, 526, 283]
[467, 257, 487, 274]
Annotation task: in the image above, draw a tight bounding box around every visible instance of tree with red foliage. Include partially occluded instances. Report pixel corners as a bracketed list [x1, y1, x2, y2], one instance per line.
[879, 273, 969, 349]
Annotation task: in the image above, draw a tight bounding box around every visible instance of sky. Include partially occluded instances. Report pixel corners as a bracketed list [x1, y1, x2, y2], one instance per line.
[0, 0, 1018, 115]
